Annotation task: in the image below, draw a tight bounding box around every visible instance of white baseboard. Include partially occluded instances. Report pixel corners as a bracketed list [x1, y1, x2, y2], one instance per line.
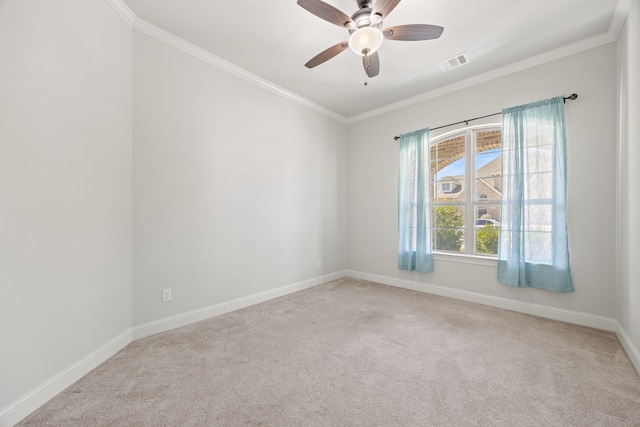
[4, 269, 626, 426]
[616, 323, 640, 375]
[128, 269, 636, 375]
[132, 270, 348, 340]
[1, 271, 347, 427]
[346, 270, 617, 332]
[0, 329, 133, 427]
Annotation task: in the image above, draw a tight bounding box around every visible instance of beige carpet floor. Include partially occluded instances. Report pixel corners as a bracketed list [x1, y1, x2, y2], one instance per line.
[18, 277, 640, 426]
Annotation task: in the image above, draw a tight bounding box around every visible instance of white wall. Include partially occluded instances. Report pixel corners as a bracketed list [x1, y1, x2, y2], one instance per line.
[132, 33, 348, 326]
[0, 0, 132, 412]
[347, 44, 618, 319]
[0, 0, 635, 423]
[617, 0, 640, 367]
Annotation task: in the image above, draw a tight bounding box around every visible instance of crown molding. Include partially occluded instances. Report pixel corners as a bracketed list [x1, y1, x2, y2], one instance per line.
[131, 19, 348, 124]
[101, 0, 346, 123]
[609, 0, 634, 40]
[102, 0, 136, 26]
[347, 31, 615, 123]
[104, 0, 631, 125]
[345, 0, 634, 123]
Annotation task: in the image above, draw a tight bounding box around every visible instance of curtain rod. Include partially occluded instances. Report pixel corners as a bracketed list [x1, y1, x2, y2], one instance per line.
[393, 93, 578, 140]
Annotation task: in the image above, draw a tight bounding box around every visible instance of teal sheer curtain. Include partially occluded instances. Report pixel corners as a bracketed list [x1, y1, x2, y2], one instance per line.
[398, 128, 433, 272]
[498, 97, 573, 292]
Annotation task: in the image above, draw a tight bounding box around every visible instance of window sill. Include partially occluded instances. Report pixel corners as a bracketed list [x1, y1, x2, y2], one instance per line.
[433, 252, 498, 267]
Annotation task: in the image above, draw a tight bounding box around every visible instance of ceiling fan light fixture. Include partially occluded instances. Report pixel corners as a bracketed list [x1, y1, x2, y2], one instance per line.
[348, 26, 383, 56]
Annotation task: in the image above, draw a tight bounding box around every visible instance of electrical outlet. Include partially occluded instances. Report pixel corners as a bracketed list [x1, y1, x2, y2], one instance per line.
[162, 288, 172, 302]
[317, 259, 322, 268]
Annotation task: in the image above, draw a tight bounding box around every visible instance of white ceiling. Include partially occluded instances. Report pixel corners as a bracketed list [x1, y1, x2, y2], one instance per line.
[121, 0, 624, 120]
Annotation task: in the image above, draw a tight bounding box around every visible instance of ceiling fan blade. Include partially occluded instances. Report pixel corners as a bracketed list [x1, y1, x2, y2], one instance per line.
[371, 0, 401, 19]
[383, 24, 444, 41]
[297, 0, 355, 28]
[363, 51, 380, 77]
[305, 41, 349, 68]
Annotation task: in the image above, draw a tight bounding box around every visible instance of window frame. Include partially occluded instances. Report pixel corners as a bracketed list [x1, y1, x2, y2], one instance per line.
[430, 123, 502, 257]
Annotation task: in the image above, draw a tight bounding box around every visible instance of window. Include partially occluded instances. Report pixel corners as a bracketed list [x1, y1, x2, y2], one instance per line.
[397, 97, 570, 290]
[430, 125, 502, 256]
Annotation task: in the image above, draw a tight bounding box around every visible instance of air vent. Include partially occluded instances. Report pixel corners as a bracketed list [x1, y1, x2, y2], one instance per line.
[438, 53, 470, 72]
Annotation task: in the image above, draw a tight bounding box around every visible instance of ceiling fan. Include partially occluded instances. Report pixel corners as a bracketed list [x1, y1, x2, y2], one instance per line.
[297, 0, 444, 79]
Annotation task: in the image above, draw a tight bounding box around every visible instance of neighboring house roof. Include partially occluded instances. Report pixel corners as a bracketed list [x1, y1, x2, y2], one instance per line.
[477, 178, 502, 197]
[436, 176, 463, 200]
[438, 176, 462, 186]
[435, 155, 502, 201]
[477, 155, 502, 178]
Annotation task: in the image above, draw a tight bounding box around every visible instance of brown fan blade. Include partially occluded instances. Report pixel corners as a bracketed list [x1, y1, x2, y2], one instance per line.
[371, 0, 401, 19]
[383, 24, 444, 41]
[363, 51, 380, 77]
[297, 0, 355, 28]
[305, 41, 349, 68]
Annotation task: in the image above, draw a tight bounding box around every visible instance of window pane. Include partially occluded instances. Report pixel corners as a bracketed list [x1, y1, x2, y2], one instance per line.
[524, 231, 552, 263]
[475, 205, 501, 226]
[524, 204, 552, 231]
[475, 205, 500, 255]
[431, 134, 465, 203]
[432, 206, 464, 253]
[525, 171, 552, 199]
[475, 130, 502, 203]
[523, 145, 551, 174]
[475, 130, 501, 153]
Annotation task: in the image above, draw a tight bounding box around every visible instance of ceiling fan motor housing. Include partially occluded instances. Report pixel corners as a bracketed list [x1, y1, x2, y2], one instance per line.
[351, 6, 381, 31]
